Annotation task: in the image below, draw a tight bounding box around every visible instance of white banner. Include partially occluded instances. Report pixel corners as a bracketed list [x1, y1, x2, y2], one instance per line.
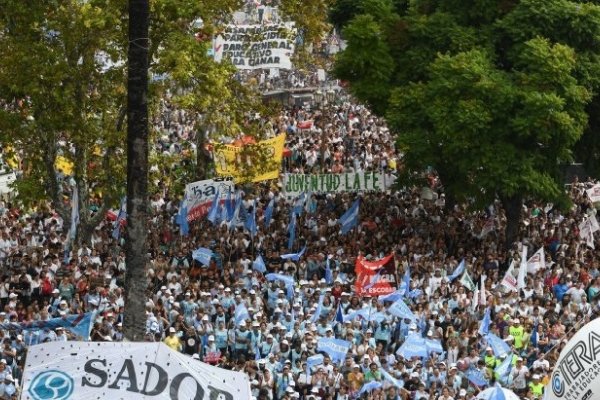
[545, 318, 600, 400]
[184, 178, 235, 221]
[500, 260, 518, 292]
[586, 183, 600, 204]
[526, 247, 546, 274]
[22, 341, 250, 400]
[214, 23, 296, 70]
[283, 172, 395, 197]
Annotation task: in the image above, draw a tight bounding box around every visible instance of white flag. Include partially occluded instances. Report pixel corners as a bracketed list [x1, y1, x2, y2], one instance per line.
[501, 260, 518, 292]
[480, 274, 487, 306]
[590, 214, 600, 233]
[527, 247, 545, 274]
[472, 286, 479, 312]
[459, 271, 476, 291]
[517, 245, 528, 290]
[579, 218, 596, 249]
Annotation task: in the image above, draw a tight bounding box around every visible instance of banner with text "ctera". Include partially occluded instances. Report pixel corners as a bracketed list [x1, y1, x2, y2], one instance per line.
[283, 172, 395, 197]
[545, 318, 600, 400]
[21, 341, 251, 400]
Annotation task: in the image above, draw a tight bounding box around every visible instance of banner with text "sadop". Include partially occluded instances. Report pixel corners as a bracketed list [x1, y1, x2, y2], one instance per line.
[22, 341, 251, 400]
[355, 253, 397, 296]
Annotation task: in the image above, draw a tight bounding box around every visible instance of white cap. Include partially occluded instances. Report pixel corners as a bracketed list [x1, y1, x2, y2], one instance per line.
[169, 327, 176, 333]
[208, 335, 215, 341]
[532, 374, 540, 379]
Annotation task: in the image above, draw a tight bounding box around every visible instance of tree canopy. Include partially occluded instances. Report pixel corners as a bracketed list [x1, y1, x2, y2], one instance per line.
[333, 0, 600, 246]
[0, 0, 330, 241]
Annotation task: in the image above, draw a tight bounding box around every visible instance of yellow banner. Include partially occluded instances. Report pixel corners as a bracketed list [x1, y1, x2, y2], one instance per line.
[214, 134, 286, 183]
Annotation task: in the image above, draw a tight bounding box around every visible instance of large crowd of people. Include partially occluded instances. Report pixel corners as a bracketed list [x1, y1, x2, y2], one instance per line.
[1, 42, 599, 400]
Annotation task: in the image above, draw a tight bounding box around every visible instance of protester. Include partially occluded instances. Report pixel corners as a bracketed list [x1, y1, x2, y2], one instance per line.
[1, 33, 600, 400]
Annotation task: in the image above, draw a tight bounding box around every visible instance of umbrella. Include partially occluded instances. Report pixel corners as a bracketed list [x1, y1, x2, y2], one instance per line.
[475, 384, 520, 400]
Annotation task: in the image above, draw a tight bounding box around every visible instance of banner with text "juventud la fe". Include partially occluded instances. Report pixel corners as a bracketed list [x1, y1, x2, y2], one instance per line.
[283, 171, 394, 197]
[22, 341, 251, 400]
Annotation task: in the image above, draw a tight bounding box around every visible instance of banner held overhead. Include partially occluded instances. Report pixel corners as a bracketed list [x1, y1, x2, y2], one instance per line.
[184, 177, 235, 221]
[214, 23, 296, 70]
[22, 341, 251, 400]
[283, 171, 395, 196]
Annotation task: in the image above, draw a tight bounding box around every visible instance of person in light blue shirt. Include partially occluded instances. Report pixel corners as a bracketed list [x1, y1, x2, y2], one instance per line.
[214, 322, 228, 353]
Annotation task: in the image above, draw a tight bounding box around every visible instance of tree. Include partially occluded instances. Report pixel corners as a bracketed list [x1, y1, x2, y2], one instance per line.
[0, 0, 127, 243]
[334, 0, 600, 248]
[123, 0, 150, 341]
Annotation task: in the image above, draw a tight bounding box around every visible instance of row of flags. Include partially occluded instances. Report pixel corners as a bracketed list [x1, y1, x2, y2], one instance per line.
[182, 189, 362, 249]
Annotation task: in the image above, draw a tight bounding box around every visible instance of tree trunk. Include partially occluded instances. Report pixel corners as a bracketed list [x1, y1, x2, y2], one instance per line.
[502, 194, 523, 251]
[123, 0, 150, 341]
[195, 125, 210, 180]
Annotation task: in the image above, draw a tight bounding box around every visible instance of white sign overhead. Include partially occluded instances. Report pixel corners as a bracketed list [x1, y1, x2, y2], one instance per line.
[184, 177, 235, 221]
[214, 23, 296, 70]
[21, 341, 251, 400]
[545, 318, 600, 400]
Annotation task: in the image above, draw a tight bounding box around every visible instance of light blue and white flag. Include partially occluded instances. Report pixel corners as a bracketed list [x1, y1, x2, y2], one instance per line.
[478, 307, 491, 336]
[325, 258, 333, 284]
[495, 353, 513, 385]
[265, 273, 295, 286]
[207, 189, 221, 225]
[448, 259, 465, 281]
[388, 299, 417, 321]
[335, 302, 344, 323]
[486, 333, 511, 357]
[306, 354, 324, 379]
[253, 255, 267, 273]
[280, 246, 306, 261]
[311, 294, 325, 323]
[287, 212, 297, 249]
[176, 195, 189, 236]
[380, 367, 404, 388]
[357, 381, 382, 396]
[317, 337, 351, 363]
[425, 338, 444, 354]
[396, 334, 428, 359]
[339, 199, 359, 235]
[8, 312, 96, 341]
[378, 288, 404, 303]
[244, 199, 257, 237]
[293, 192, 306, 216]
[234, 303, 250, 326]
[464, 367, 488, 387]
[228, 194, 242, 231]
[264, 198, 275, 228]
[192, 247, 213, 267]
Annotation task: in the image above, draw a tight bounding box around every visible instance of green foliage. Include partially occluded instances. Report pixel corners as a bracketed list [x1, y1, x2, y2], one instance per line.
[335, 0, 600, 212]
[0, 0, 288, 237]
[333, 15, 395, 115]
[329, 0, 396, 31]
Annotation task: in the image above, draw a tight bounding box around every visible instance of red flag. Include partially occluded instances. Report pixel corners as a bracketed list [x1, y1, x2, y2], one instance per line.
[354, 254, 397, 296]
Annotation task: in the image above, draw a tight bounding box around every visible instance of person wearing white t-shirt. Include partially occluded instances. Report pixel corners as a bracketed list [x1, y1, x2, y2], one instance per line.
[566, 283, 587, 304]
[511, 358, 530, 394]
